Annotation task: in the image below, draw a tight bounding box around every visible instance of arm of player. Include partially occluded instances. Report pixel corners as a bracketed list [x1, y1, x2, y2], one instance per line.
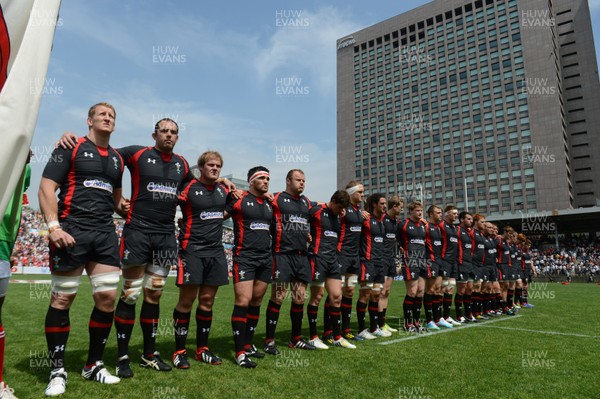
[38, 177, 76, 249]
[55, 132, 79, 149]
[113, 188, 130, 218]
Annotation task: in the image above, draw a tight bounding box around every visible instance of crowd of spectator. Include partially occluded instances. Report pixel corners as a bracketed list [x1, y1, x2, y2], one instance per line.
[9, 208, 600, 279]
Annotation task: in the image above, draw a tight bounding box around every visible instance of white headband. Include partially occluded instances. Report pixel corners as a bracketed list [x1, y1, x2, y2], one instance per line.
[346, 185, 361, 195]
[249, 171, 270, 183]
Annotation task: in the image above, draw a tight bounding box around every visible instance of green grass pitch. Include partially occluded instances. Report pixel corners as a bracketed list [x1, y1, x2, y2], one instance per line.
[3, 277, 600, 399]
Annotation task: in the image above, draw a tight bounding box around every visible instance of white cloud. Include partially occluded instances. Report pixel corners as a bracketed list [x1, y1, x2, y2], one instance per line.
[254, 6, 362, 97]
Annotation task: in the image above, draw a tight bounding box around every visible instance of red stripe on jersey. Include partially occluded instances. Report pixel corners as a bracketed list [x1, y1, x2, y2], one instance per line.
[312, 206, 324, 255]
[45, 326, 71, 333]
[176, 255, 185, 285]
[114, 316, 135, 325]
[363, 218, 372, 259]
[439, 221, 448, 259]
[457, 226, 464, 264]
[360, 261, 367, 280]
[178, 181, 195, 251]
[125, 147, 150, 224]
[232, 199, 244, 256]
[425, 223, 435, 262]
[60, 138, 85, 219]
[232, 260, 240, 283]
[309, 257, 315, 280]
[401, 220, 410, 254]
[337, 215, 347, 253]
[272, 193, 283, 253]
[89, 320, 112, 328]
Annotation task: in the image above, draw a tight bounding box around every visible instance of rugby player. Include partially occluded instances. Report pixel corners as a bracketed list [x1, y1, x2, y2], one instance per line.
[40, 103, 125, 396]
[172, 151, 231, 368]
[263, 169, 316, 352]
[226, 166, 273, 368]
[306, 190, 356, 349]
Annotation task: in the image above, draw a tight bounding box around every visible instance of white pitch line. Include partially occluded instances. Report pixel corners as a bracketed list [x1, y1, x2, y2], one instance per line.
[480, 325, 600, 339]
[379, 315, 522, 345]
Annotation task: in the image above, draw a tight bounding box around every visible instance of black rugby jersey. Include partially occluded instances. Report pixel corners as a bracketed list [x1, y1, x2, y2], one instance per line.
[397, 219, 427, 261]
[119, 145, 192, 233]
[522, 252, 532, 272]
[457, 226, 474, 266]
[496, 238, 512, 265]
[472, 228, 487, 267]
[42, 136, 124, 232]
[439, 220, 459, 264]
[308, 203, 340, 263]
[425, 222, 443, 265]
[360, 215, 385, 262]
[483, 236, 497, 267]
[337, 204, 364, 257]
[271, 191, 311, 253]
[226, 192, 273, 257]
[382, 213, 399, 258]
[178, 180, 230, 255]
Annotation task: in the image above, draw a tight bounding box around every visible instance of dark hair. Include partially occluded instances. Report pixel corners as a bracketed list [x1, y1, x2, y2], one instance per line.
[330, 190, 350, 207]
[444, 204, 457, 213]
[154, 118, 179, 133]
[365, 193, 385, 213]
[286, 169, 305, 180]
[427, 204, 441, 216]
[247, 166, 269, 182]
[459, 211, 472, 221]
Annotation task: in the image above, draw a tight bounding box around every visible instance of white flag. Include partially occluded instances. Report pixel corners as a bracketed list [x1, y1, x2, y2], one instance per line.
[0, 0, 62, 216]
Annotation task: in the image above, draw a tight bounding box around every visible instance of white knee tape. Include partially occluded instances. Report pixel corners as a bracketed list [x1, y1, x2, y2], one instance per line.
[347, 275, 358, 288]
[441, 279, 449, 287]
[447, 279, 456, 291]
[51, 275, 81, 295]
[143, 273, 166, 291]
[89, 271, 120, 294]
[121, 277, 144, 305]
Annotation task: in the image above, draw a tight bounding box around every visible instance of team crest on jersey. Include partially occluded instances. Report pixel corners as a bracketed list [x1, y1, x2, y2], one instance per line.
[175, 162, 181, 174]
[123, 250, 130, 260]
[112, 156, 119, 169]
[216, 187, 224, 197]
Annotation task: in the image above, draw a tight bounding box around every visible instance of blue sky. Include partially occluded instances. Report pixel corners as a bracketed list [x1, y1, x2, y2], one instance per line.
[27, 0, 600, 208]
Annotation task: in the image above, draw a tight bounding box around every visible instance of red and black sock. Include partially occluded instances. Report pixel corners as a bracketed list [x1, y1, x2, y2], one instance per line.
[45, 306, 70, 370]
[403, 295, 414, 328]
[307, 304, 319, 339]
[231, 305, 247, 354]
[454, 294, 464, 319]
[356, 300, 367, 332]
[195, 308, 212, 348]
[443, 293, 453, 319]
[414, 296, 423, 325]
[464, 294, 472, 317]
[329, 305, 342, 340]
[368, 301, 379, 332]
[140, 301, 159, 356]
[323, 298, 332, 335]
[290, 303, 304, 339]
[245, 305, 261, 346]
[265, 300, 281, 341]
[341, 296, 353, 333]
[87, 307, 113, 365]
[378, 307, 387, 328]
[433, 295, 442, 322]
[515, 288, 522, 305]
[507, 290, 514, 308]
[114, 299, 136, 357]
[173, 309, 190, 351]
[424, 293, 434, 323]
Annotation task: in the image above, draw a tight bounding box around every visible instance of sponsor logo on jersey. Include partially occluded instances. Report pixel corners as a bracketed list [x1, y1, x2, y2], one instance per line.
[434, 240, 442, 246]
[250, 222, 270, 230]
[374, 237, 383, 243]
[465, 244, 472, 249]
[288, 215, 307, 224]
[147, 182, 177, 195]
[450, 237, 458, 243]
[83, 179, 113, 193]
[410, 239, 425, 245]
[200, 211, 223, 220]
[386, 233, 396, 239]
[324, 230, 338, 238]
[350, 226, 361, 232]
